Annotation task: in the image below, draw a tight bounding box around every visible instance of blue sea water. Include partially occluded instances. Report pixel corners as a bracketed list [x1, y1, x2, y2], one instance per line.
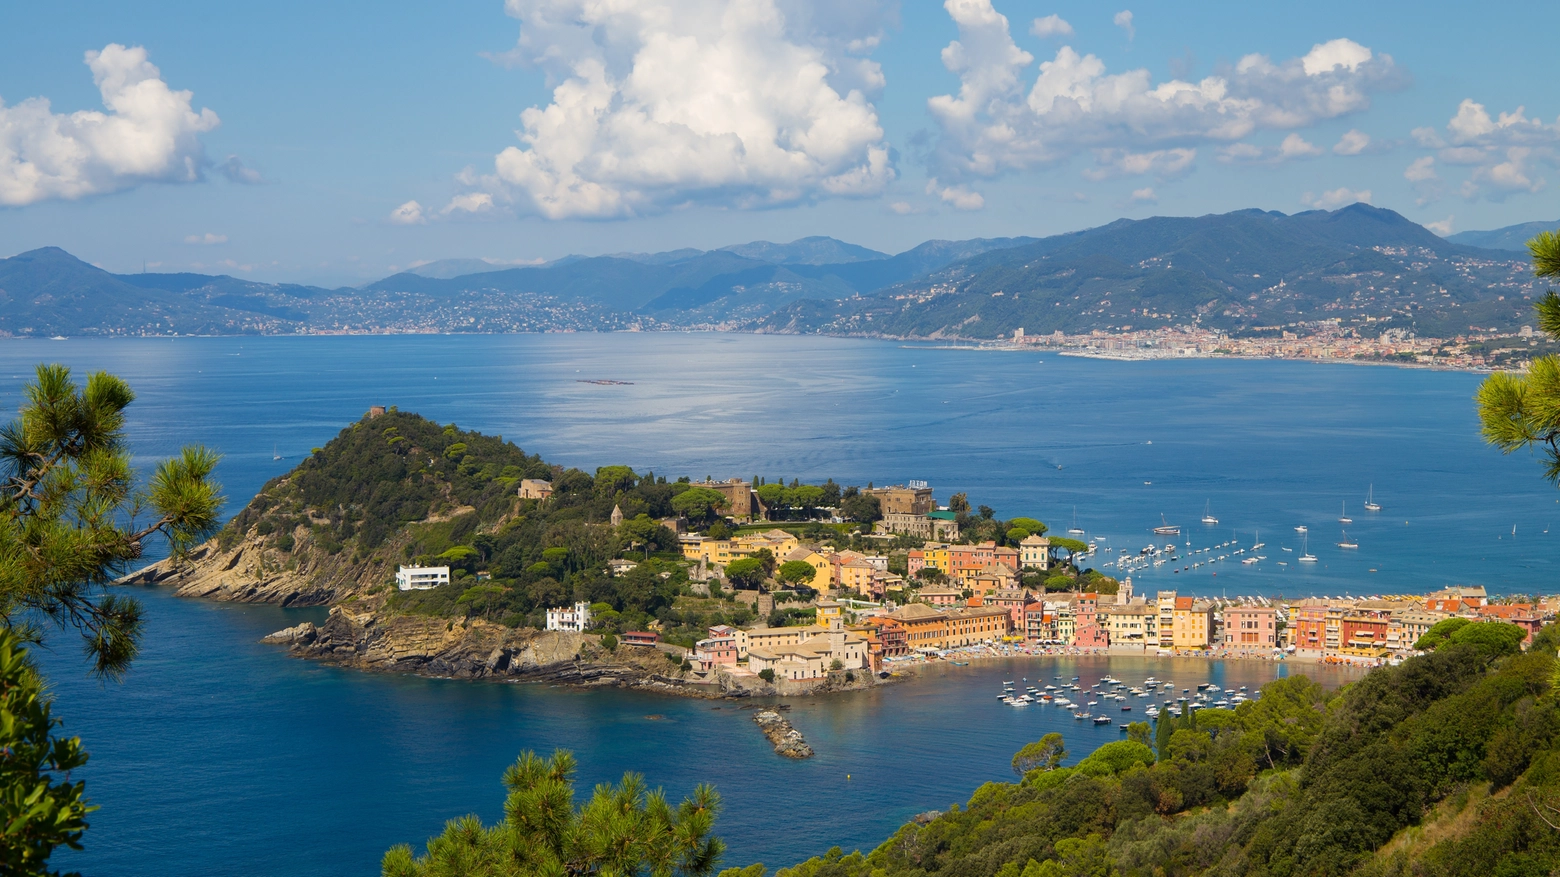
[0, 332, 1540, 874]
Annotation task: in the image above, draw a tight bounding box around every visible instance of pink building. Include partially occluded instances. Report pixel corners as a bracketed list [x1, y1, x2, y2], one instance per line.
[1223, 605, 1278, 649]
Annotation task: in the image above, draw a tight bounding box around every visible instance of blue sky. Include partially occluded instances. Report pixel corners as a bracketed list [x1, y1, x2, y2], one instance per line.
[1, 0, 1556, 285]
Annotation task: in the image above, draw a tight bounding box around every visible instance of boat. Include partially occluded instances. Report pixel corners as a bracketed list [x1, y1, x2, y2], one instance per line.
[1093, 716, 1113, 725]
[1294, 525, 1307, 533]
[1068, 507, 1085, 536]
[1242, 556, 1258, 564]
[1337, 531, 1358, 549]
[1201, 501, 1218, 525]
[1153, 514, 1180, 536]
[1299, 533, 1318, 563]
[1365, 485, 1381, 512]
[950, 660, 969, 666]
[1339, 502, 1352, 524]
[1252, 530, 1263, 550]
[273, 444, 281, 461]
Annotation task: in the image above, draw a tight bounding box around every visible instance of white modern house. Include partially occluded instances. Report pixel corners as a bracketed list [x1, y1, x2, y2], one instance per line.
[546, 601, 592, 632]
[396, 565, 451, 591]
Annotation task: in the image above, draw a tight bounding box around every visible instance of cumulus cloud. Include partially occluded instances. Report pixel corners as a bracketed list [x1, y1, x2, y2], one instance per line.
[1404, 156, 1438, 182]
[0, 44, 219, 207]
[1130, 186, 1156, 203]
[1333, 129, 1371, 155]
[1030, 14, 1073, 38]
[1424, 215, 1453, 235]
[1216, 133, 1323, 165]
[925, 2, 1402, 192]
[1113, 10, 1134, 40]
[927, 178, 985, 210]
[1408, 99, 1559, 201]
[1302, 187, 1371, 209]
[446, 0, 896, 220]
[183, 232, 226, 245]
[1082, 147, 1195, 180]
[388, 200, 427, 225]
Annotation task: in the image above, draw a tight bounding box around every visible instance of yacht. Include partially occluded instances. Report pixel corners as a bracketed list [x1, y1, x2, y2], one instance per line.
[1153, 514, 1181, 536]
[1068, 507, 1085, 535]
[1298, 533, 1318, 563]
[1294, 525, 1308, 533]
[1201, 500, 1218, 525]
[1337, 531, 1358, 549]
[1339, 502, 1352, 524]
[1364, 484, 1381, 512]
[1252, 530, 1264, 550]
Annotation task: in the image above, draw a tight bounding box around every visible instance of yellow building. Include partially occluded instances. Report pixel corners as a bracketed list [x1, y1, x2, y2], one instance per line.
[838, 559, 876, 594]
[921, 544, 952, 576]
[679, 529, 801, 567]
[781, 547, 834, 590]
[1170, 598, 1215, 649]
[815, 601, 843, 626]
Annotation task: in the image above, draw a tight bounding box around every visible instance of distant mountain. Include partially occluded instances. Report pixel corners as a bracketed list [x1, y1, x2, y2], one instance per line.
[0, 210, 1537, 338]
[1448, 219, 1560, 252]
[717, 236, 888, 265]
[404, 259, 515, 279]
[750, 204, 1539, 339]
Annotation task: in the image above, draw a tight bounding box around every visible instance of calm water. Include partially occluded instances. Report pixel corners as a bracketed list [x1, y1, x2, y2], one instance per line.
[0, 332, 1537, 874]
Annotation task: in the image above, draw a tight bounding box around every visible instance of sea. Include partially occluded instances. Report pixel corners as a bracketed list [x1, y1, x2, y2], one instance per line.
[0, 332, 1543, 875]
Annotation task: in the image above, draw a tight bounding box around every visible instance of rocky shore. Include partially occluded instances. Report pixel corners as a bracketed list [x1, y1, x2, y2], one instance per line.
[751, 708, 814, 759]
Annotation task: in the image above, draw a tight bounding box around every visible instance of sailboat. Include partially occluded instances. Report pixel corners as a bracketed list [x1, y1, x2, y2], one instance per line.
[1068, 507, 1085, 535]
[1337, 530, 1358, 549]
[1364, 485, 1381, 512]
[1338, 502, 1352, 524]
[1298, 533, 1318, 563]
[1153, 514, 1180, 536]
[1252, 530, 1264, 550]
[273, 444, 281, 461]
[1201, 500, 1218, 524]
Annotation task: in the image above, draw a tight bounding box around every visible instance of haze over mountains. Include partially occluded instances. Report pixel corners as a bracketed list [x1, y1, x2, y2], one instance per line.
[0, 209, 1551, 340]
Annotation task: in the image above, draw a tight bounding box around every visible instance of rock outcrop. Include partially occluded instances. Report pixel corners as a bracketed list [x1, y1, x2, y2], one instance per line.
[120, 535, 388, 606]
[258, 594, 718, 695]
[752, 708, 814, 758]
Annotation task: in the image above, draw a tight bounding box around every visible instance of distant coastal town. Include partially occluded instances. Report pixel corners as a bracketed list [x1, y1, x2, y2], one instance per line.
[997, 323, 1555, 371]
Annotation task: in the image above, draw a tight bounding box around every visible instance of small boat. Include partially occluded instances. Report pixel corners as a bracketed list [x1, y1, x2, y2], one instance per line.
[1068, 507, 1085, 536]
[1294, 525, 1308, 533]
[1202, 501, 1218, 525]
[1299, 534, 1317, 563]
[1364, 485, 1381, 512]
[950, 660, 969, 666]
[1339, 502, 1352, 524]
[1241, 557, 1258, 565]
[273, 444, 281, 461]
[1154, 514, 1181, 536]
[1337, 531, 1358, 549]
[1093, 716, 1113, 725]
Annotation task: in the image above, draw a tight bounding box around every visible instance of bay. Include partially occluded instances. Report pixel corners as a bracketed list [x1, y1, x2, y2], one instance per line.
[0, 332, 1536, 875]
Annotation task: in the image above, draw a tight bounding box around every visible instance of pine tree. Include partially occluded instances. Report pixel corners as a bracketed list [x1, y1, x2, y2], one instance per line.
[1478, 231, 1560, 480]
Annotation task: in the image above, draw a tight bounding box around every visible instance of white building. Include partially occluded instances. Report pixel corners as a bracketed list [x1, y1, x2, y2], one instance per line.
[396, 565, 450, 591]
[546, 601, 592, 632]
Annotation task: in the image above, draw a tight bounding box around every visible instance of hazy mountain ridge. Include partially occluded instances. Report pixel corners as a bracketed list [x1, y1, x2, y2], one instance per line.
[1448, 219, 1560, 252]
[0, 212, 1538, 338]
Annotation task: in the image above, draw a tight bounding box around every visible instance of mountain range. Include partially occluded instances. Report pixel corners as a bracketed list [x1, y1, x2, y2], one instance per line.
[0, 209, 1551, 340]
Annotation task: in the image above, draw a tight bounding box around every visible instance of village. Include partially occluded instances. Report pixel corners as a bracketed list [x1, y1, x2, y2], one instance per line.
[478, 480, 1553, 692]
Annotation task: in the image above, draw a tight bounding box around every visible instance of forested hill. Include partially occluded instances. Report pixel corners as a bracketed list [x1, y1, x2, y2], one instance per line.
[8, 206, 1546, 339]
[762, 619, 1559, 877]
[749, 204, 1544, 339]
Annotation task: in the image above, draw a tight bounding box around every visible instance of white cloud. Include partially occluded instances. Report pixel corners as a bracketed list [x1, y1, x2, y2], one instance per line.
[1082, 148, 1195, 180]
[1424, 215, 1453, 235]
[1216, 133, 1322, 165]
[1130, 186, 1156, 203]
[1333, 129, 1371, 155]
[1030, 14, 1073, 38]
[442, 192, 495, 216]
[0, 44, 220, 207]
[1404, 156, 1438, 182]
[926, 3, 1401, 191]
[183, 232, 227, 245]
[887, 200, 922, 214]
[1410, 99, 1559, 201]
[448, 0, 895, 220]
[388, 200, 427, 225]
[1302, 187, 1371, 209]
[1113, 10, 1134, 40]
[927, 178, 985, 210]
[1279, 133, 1323, 159]
[219, 155, 262, 184]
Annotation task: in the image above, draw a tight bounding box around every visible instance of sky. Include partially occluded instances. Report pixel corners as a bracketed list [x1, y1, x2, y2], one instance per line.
[1, 0, 1557, 286]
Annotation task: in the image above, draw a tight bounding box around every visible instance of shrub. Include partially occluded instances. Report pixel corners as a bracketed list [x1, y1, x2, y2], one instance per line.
[758, 669, 775, 683]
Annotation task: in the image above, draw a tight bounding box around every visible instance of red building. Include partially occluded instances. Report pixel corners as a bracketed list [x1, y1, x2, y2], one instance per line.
[1294, 605, 1328, 651]
[1340, 616, 1389, 652]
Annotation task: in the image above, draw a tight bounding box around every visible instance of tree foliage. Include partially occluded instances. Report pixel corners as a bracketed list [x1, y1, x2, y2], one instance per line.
[1477, 231, 1560, 481]
[1012, 733, 1068, 775]
[0, 365, 223, 677]
[0, 631, 93, 877]
[383, 749, 723, 877]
